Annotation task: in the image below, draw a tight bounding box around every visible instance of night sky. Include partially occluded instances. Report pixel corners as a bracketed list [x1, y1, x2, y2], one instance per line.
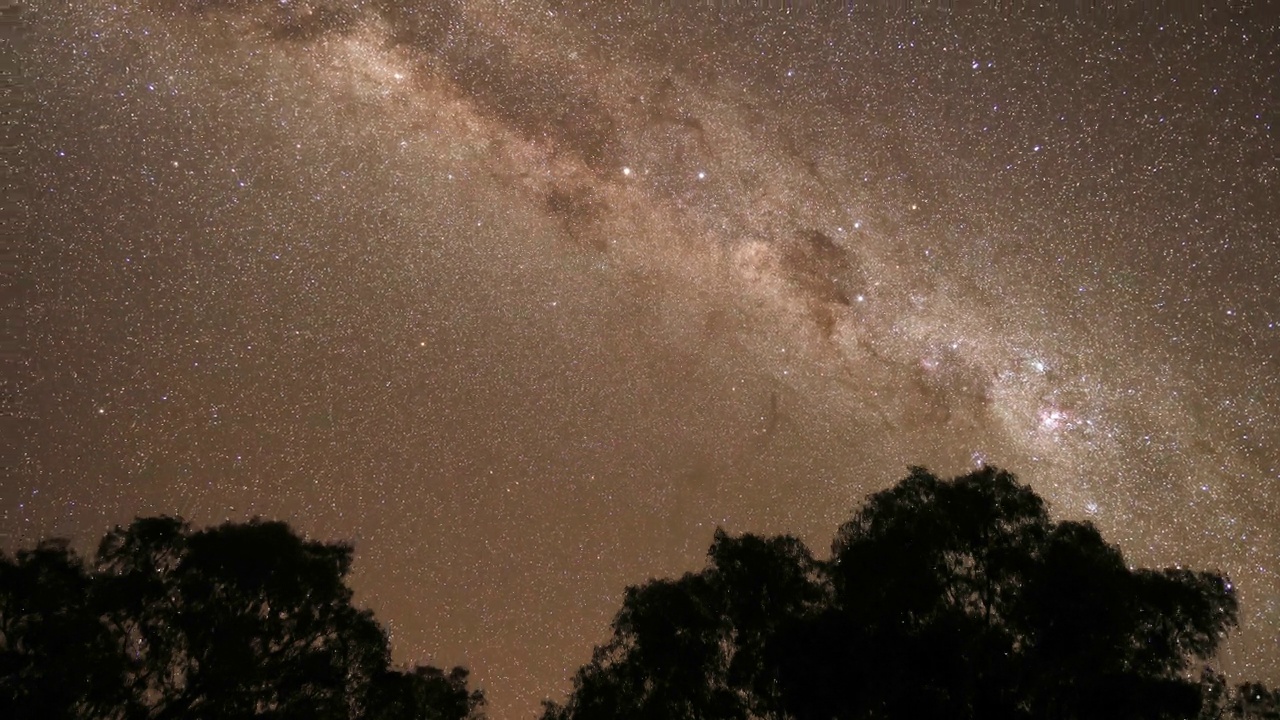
[13, 1, 1279, 717]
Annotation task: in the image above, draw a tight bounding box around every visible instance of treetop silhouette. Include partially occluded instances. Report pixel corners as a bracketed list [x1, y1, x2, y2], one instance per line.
[2, 466, 1273, 720]
[544, 466, 1245, 720]
[1, 516, 483, 720]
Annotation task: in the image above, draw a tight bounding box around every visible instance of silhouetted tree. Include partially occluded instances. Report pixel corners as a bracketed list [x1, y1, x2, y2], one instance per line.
[367, 666, 483, 720]
[545, 466, 1246, 720]
[543, 530, 824, 720]
[0, 517, 483, 720]
[1231, 682, 1280, 720]
[0, 540, 127, 719]
[1197, 673, 1280, 720]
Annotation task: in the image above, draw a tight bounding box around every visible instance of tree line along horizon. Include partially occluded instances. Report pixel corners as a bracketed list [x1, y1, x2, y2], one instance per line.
[2, 465, 1277, 720]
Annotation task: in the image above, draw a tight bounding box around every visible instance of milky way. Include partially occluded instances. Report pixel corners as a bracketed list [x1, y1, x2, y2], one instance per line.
[13, 1, 1279, 716]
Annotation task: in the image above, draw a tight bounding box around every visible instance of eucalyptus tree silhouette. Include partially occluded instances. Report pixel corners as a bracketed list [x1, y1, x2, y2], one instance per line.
[541, 530, 825, 720]
[812, 466, 1237, 720]
[544, 466, 1242, 720]
[0, 539, 127, 719]
[1, 469, 1261, 720]
[0, 517, 482, 720]
[1197, 673, 1280, 720]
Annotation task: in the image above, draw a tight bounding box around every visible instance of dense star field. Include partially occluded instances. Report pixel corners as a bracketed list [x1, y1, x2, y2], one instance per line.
[12, 1, 1278, 717]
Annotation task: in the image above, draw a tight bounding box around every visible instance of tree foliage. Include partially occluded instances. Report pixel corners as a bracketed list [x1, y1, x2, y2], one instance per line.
[0, 517, 482, 720]
[1197, 670, 1280, 720]
[544, 466, 1247, 720]
[541, 531, 824, 720]
[2, 468, 1269, 720]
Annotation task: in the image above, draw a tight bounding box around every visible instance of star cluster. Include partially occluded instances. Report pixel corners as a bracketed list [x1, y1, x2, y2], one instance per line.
[12, 1, 1279, 717]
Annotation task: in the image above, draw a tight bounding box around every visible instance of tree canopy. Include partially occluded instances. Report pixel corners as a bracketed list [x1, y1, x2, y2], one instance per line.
[0, 517, 482, 720]
[542, 466, 1254, 720]
[2, 467, 1273, 720]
